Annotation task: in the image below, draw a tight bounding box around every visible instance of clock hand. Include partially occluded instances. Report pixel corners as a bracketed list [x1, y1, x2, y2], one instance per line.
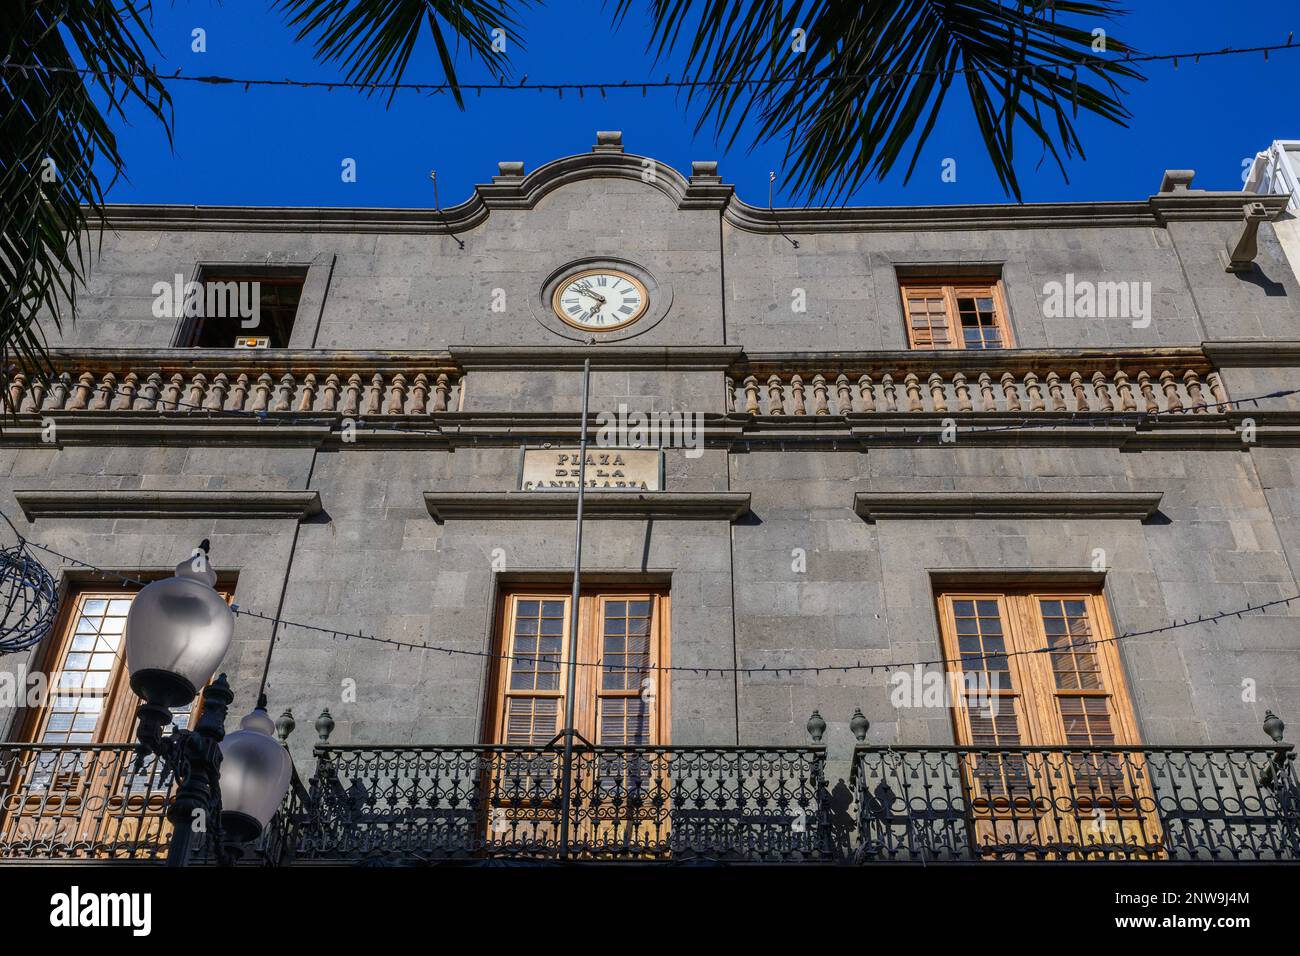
[573, 284, 606, 305]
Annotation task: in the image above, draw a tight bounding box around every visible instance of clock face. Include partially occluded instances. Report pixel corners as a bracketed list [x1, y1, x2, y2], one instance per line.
[552, 269, 649, 331]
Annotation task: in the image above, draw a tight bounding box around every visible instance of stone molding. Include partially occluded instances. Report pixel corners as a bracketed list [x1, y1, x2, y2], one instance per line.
[424, 491, 751, 522]
[15, 489, 323, 520]
[853, 491, 1164, 521]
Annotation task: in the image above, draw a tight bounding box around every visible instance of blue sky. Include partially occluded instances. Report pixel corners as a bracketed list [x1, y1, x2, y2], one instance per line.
[96, 1, 1298, 208]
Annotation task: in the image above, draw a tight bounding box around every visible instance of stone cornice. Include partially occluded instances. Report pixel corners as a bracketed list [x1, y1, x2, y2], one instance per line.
[424, 491, 751, 521]
[853, 491, 1164, 521]
[1202, 340, 1300, 367]
[14, 489, 323, 520]
[94, 146, 1293, 235]
[40, 348, 459, 374]
[731, 346, 1215, 376]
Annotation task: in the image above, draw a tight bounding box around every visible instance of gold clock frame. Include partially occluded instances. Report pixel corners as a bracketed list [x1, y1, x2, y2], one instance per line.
[551, 268, 650, 332]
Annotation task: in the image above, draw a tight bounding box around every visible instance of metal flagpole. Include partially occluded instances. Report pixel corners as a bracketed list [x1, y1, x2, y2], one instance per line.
[558, 356, 591, 859]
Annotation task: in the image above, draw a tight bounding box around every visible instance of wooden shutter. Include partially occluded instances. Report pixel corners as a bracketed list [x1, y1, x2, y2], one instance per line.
[901, 280, 1012, 350]
[497, 595, 571, 746]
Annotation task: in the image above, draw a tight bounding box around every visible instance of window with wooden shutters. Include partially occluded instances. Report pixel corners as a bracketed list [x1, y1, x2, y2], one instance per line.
[936, 588, 1137, 750]
[487, 590, 668, 747]
[901, 280, 1012, 350]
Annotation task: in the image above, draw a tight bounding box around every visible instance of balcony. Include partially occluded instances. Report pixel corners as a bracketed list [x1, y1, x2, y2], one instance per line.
[3, 738, 1296, 864]
[294, 744, 834, 864]
[851, 745, 1300, 862]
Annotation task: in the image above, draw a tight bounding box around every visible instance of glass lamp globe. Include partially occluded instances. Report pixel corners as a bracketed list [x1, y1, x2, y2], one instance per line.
[219, 706, 293, 843]
[125, 545, 233, 709]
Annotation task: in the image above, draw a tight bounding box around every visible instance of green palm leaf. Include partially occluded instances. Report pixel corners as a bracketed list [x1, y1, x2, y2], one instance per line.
[611, 0, 1142, 202]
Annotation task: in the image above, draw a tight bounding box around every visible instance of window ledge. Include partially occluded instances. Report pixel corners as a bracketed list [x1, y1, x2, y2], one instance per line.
[854, 491, 1163, 521]
[424, 491, 751, 522]
[15, 489, 323, 520]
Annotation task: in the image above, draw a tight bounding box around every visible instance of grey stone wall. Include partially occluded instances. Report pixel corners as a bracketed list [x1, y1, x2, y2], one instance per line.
[4, 146, 1299, 784]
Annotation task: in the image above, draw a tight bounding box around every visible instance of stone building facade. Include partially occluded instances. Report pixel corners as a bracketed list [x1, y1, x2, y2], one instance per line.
[2, 132, 1298, 862]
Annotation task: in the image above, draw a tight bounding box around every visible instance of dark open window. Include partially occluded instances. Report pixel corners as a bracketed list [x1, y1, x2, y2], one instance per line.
[180, 267, 306, 348]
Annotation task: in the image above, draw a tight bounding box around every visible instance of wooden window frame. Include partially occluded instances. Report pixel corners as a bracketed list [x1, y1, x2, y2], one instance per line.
[484, 587, 671, 747]
[900, 278, 1013, 350]
[936, 586, 1140, 750]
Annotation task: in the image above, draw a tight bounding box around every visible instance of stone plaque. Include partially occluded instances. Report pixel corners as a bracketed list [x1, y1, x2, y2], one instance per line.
[520, 447, 662, 491]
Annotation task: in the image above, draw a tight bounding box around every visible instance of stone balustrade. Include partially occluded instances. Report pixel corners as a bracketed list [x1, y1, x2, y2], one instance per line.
[6, 351, 463, 417]
[727, 349, 1228, 417]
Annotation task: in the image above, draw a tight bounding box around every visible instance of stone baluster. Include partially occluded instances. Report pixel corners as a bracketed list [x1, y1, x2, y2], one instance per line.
[767, 375, 785, 415]
[953, 372, 972, 412]
[1136, 371, 1159, 413]
[1183, 370, 1207, 413]
[1206, 371, 1229, 411]
[408, 373, 429, 414]
[251, 373, 274, 413]
[23, 376, 47, 413]
[1023, 372, 1045, 412]
[139, 372, 163, 410]
[112, 372, 139, 410]
[903, 373, 923, 412]
[89, 372, 115, 410]
[340, 374, 362, 416]
[1113, 370, 1137, 412]
[1068, 372, 1090, 412]
[68, 372, 96, 411]
[1045, 372, 1067, 412]
[1158, 370, 1183, 412]
[321, 374, 341, 412]
[927, 373, 948, 413]
[205, 372, 229, 410]
[1091, 372, 1115, 412]
[299, 373, 319, 412]
[790, 374, 807, 415]
[7, 373, 25, 413]
[228, 373, 250, 411]
[977, 372, 996, 411]
[161, 373, 184, 411]
[274, 373, 297, 413]
[386, 373, 408, 415]
[741, 375, 760, 414]
[432, 373, 451, 412]
[834, 374, 853, 415]
[364, 373, 384, 415]
[811, 374, 829, 415]
[881, 374, 898, 412]
[999, 373, 1022, 412]
[48, 373, 72, 411]
[185, 373, 208, 411]
[857, 374, 875, 413]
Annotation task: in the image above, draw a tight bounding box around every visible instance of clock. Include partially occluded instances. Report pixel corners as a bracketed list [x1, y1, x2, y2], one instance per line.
[552, 268, 649, 331]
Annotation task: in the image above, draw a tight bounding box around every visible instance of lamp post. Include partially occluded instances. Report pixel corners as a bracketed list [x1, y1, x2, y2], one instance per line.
[125, 541, 292, 865]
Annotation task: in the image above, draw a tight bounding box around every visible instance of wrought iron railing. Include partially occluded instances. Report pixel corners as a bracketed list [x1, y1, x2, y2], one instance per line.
[0, 743, 174, 861]
[295, 744, 833, 863]
[851, 745, 1300, 862]
[0, 741, 304, 864]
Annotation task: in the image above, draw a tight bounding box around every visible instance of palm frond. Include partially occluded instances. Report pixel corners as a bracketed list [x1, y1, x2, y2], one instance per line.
[0, 0, 171, 418]
[274, 0, 535, 107]
[611, 0, 1142, 202]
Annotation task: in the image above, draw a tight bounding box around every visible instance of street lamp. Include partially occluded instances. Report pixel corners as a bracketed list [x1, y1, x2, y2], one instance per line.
[124, 541, 291, 864]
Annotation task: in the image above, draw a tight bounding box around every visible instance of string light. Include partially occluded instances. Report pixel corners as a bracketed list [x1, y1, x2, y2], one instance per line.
[6, 522, 1298, 680]
[0, 38, 1296, 97]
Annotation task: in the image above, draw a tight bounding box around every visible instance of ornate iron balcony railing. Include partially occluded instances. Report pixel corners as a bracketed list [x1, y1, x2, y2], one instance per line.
[293, 744, 834, 864]
[0, 742, 304, 864]
[850, 744, 1300, 862]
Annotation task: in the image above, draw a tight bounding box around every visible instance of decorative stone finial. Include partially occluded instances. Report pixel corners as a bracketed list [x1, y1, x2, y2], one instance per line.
[494, 161, 525, 181]
[850, 707, 870, 742]
[594, 130, 624, 153]
[315, 707, 335, 743]
[690, 161, 720, 181]
[1263, 710, 1286, 743]
[806, 710, 826, 743]
[276, 707, 296, 745]
[1158, 169, 1196, 193]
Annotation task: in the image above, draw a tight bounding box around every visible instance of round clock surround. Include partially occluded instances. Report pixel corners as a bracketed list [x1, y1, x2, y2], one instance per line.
[531, 257, 672, 342]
